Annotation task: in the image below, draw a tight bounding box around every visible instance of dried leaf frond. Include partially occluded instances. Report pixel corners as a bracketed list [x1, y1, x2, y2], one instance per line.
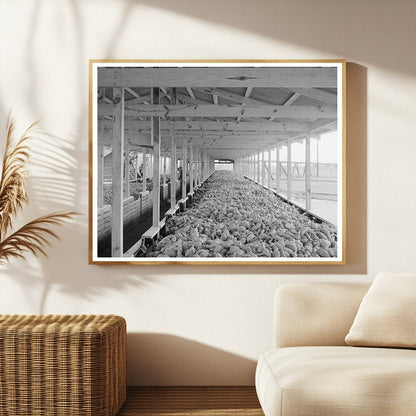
[0, 116, 39, 237]
[0, 211, 78, 264]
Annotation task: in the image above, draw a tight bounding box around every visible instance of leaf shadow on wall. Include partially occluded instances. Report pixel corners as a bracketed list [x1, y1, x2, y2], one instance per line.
[0, 126, 157, 314]
[126, 333, 257, 386]
[0, 0, 161, 313]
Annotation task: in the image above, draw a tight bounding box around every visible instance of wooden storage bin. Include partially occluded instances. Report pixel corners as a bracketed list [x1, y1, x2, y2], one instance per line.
[0, 315, 126, 416]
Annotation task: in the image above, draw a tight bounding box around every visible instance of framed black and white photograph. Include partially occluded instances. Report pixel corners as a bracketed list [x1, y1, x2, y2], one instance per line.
[89, 60, 345, 264]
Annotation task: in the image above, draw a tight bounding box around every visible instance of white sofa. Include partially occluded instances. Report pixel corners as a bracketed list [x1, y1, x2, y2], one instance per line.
[255, 282, 416, 416]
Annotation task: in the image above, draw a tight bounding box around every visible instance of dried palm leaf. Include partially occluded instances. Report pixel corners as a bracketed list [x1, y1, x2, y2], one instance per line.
[0, 212, 78, 264]
[0, 117, 38, 238]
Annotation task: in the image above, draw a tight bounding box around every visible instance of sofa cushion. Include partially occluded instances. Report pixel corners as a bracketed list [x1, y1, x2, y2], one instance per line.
[256, 346, 416, 416]
[274, 283, 370, 348]
[345, 272, 416, 348]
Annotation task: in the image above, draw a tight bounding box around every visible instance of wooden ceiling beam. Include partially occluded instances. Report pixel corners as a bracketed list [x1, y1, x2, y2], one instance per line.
[98, 119, 311, 132]
[283, 92, 301, 106]
[309, 119, 338, 133]
[176, 132, 293, 140]
[195, 88, 267, 105]
[283, 87, 337, 105]
[99, 128, 293, 143]
[97, 67, 337, 88]
[124, 87, 150, 105]
[125, 87, 140, 98]
[124, 95, 151, 104]
[176, 92, 209, 105]
[186, 87, 196, 98]
[160, 87, 171, 102]
[167, 131, 294, 138]
[188, 142, 287, 150]
[98, 129, 152, 147]
[269, 91, 300, 121]
[99, 103, 337, 119]
[237, 86, 254, 122]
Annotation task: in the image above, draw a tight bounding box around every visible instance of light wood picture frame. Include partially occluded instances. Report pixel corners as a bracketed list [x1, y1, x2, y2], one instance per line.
[89, 60, 346, 265]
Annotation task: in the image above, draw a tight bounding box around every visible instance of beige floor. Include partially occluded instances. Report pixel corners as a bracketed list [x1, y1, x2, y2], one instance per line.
[117, 386, 263, 416]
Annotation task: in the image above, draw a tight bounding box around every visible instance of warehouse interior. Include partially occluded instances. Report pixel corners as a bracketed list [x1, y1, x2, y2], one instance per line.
[95, 65, 340, 259]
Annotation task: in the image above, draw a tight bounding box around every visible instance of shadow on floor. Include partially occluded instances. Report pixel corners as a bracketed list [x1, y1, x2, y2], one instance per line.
[126, 333, 257, 386]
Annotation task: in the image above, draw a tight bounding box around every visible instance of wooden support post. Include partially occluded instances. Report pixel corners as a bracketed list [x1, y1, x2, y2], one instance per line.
[182, 138, 188, 201]
[247, 155, 249, 178]
[275, 144, 280, 193]
[170, 128, 177, 211]
[193, 149, 197, 187]
[200, 151, 203, 182]
[111, 87, 124, 257]
[287, 140, 292, 200]
[205, 152, 208, 181]
[143, 149, 148, 192]
[202, 152, 205, 181]
[97, 144, 104, 207]
[305, 132, 312, 211]
[260, 150, 265, 185]
[195, 149, 200, 186]
[169, 88, 178, 212]
[124, 145, 130, 198]
[135, 151, 139, 180]
[152, 87, 161, 228]
[189, 141, 194, 194]
[200, 150, 203, 184]
[202, 151, 205, 181]
[267, 146, 272, 189]
[162, 155, 167, 186]
[316, 135, 320, 177]
[256, 152, 260, 183]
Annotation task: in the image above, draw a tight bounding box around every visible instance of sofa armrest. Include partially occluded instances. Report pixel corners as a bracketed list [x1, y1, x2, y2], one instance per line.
[274, 282, 370, 348]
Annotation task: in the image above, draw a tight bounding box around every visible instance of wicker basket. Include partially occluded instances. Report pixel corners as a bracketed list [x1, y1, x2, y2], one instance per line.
[0, 314, 126, 416]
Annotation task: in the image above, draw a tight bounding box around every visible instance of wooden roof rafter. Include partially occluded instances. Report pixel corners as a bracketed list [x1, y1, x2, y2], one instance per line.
[96, 65, 339, 160]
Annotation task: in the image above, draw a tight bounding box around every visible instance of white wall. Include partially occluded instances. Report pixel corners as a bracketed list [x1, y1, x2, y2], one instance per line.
[0, 0, 415, 385]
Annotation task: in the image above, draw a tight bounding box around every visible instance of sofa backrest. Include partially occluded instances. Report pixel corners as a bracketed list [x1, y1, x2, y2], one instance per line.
[274, 282, 370, 348]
